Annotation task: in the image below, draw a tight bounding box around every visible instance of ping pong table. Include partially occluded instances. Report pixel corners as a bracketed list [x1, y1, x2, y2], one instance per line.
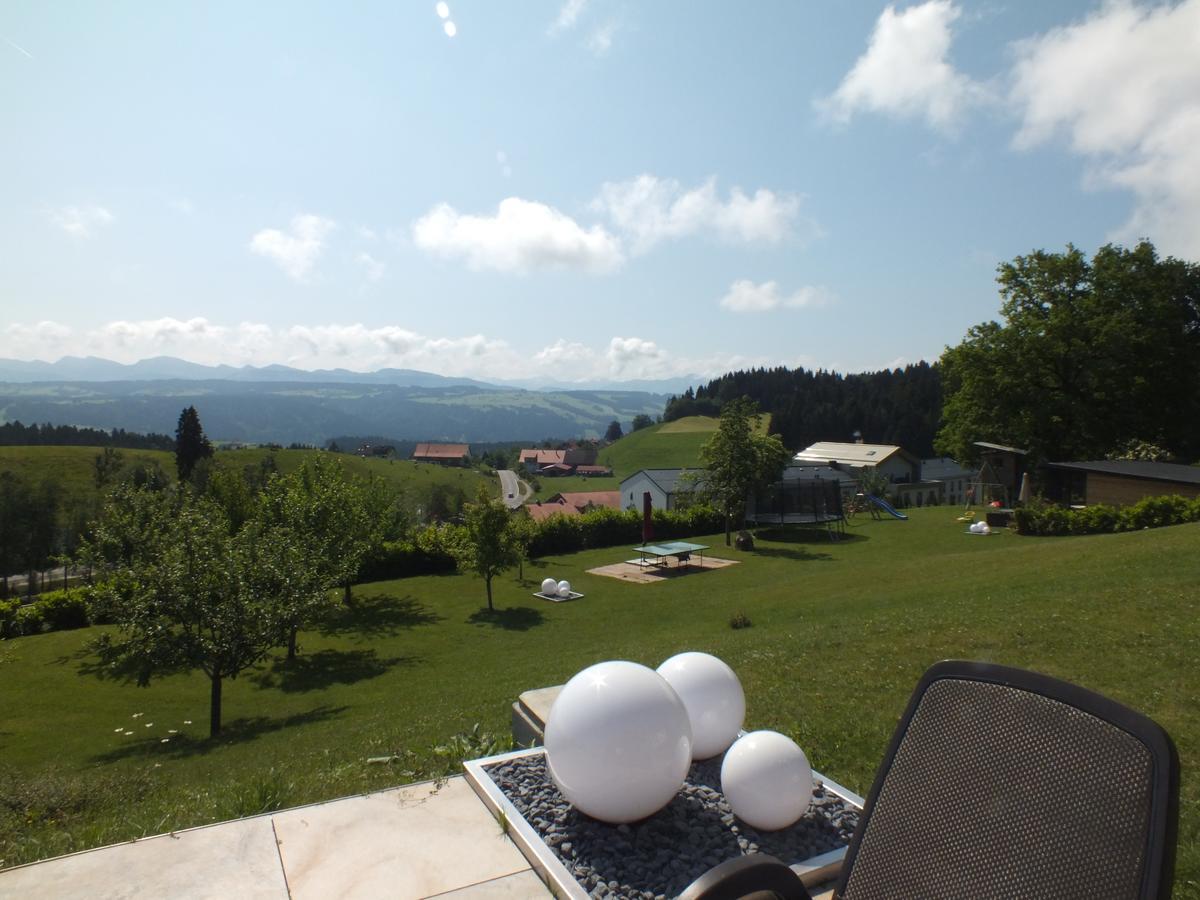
[630, 540, 709, 570]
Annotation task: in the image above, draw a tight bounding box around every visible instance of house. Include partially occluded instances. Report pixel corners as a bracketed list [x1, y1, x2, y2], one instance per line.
[1042, 460, 1200, 507]
[411, 443, 470, 466]
[619, 469, 703, 511]
[525, 490, 620, 522]
[518, 447, 600, 475]
[574, 465, 613, 478]
[921, 457, 979, 507]
[793, 441, 921, 483]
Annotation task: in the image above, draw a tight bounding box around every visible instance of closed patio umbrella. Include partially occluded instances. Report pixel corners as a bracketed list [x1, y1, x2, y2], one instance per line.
[1018, 472, 1031, 505]
[642, 491, 654, 545]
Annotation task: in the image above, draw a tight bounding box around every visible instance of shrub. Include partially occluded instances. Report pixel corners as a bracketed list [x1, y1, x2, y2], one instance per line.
[729, 611, 752, 630]
[0, 599, 18, 639]
[34, 589, 92, 632]
[13, 603, 44, 636]
[1014, 494, 1200, 537]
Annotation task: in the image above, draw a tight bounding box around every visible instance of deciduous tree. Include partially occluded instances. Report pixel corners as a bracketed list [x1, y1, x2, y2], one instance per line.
[699, 397, 791, 545]
[453, 484, 520, 611]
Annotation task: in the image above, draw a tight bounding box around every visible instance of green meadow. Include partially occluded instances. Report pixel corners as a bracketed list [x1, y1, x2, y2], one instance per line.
[1, 508, 1196, 892]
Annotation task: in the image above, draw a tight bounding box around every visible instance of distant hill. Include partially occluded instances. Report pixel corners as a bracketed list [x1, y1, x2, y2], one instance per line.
[0, 380, 667, 445]
[0, 355, 494, 388]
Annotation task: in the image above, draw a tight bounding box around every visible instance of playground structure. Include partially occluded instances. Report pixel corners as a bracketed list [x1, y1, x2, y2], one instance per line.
[845, 493, 909, 521]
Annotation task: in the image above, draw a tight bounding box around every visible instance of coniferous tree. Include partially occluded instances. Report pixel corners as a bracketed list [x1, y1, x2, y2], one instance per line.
[175, 406, 214, 481]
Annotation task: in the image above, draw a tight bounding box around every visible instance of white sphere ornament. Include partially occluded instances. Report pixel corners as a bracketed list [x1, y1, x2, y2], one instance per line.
[556, 579, 572, 597]
[657, 652, 745, 759]
[721, 730, 813, 831]
[545, 660, 693, 823]
[541, 578, 558, 596]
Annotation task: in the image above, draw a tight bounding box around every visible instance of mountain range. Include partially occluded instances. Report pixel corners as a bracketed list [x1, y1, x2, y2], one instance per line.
[0, 357, 682, 445]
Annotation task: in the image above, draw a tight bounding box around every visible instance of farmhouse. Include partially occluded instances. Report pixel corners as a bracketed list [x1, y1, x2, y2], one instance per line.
[1042, 459, 1200, 506]
[411, 443, 470, 466]
[619, 469, 703, 511]
[518, 446, 599, 475]
[793, 441, 921, 483]
[525, 490, 621, 522]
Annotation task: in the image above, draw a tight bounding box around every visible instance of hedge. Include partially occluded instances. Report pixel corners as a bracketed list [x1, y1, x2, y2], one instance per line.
[1013, 495, 1200, 536]
[0, 588, 93, 639]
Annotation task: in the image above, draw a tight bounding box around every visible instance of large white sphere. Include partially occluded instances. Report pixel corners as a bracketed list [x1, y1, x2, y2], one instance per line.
[556, 579, 572, 597]
[541, 578, 558, 595]
[545, 660, 693, 823]
[657, 652, 745, 759]
[721, 731, 813, 831]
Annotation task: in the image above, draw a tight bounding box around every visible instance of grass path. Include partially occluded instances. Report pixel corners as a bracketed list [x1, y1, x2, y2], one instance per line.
[1, 509, 1197, 892]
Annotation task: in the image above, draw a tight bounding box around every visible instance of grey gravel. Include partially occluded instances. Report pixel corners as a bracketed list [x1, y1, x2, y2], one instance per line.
[483, 753, 859, 900]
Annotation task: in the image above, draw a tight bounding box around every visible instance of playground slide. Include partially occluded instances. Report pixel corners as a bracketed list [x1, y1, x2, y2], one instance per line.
[868, 494, 909, 520]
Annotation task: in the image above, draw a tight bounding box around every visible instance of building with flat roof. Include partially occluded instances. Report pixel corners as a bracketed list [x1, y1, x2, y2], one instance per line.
[1043, 459, 1200, 506]
[411, 443, 470, 466]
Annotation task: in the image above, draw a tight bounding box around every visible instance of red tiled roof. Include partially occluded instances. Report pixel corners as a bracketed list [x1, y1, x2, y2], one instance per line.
[526, 499, 581, 522]
[555, 491, 620, 511]
[520, 449, 567, 465]
[412, 443, 469, 459]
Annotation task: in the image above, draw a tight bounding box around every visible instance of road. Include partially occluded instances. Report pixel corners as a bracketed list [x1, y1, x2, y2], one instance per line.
[497, 469, 532, 509]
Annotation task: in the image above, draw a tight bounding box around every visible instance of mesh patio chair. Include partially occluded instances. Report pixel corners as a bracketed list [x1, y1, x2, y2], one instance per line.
[681, 660, 1179, 900]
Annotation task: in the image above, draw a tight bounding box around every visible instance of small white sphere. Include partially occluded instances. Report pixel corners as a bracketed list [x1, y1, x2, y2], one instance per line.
[545, 660, 692, 823]
[721, 730, 813, 831]
[657, 652, 745, 759]
[541, 577, 558, 596]
[556, 579, 572, 597]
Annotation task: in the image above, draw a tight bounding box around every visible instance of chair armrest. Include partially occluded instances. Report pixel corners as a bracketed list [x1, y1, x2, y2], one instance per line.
[678, 853, 814, 900]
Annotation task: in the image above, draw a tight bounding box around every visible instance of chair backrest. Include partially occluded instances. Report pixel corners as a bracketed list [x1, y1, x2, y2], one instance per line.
[837, 661, 1178, 900]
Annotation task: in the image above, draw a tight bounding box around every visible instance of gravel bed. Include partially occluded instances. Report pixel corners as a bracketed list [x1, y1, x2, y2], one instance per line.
[483, 752, 859, 900]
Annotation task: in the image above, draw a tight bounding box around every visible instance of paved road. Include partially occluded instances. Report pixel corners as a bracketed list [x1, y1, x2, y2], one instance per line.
[497, 469, 531, 509]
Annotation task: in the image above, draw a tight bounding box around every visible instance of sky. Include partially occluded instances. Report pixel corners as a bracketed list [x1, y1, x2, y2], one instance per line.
[3, 0, 1199, 383]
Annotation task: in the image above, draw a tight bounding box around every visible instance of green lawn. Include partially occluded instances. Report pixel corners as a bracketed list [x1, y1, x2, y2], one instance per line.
[1, 510, 1197, 893]
[598, 415, 772, 478]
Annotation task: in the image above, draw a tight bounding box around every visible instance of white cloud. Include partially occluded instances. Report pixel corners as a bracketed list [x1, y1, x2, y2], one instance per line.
[355, 252, 385, 283]
[818, 1, 984, 132]
[592, 175, 808, 253]
[412, 197, 623, 273]
[50, 205, 114, 238]
[718, 279, 832, 313]
[1009, 0, 1200, 257]
[2, 317, 775, 382]
[587, 22, 617, 56]
[249, 214, 335, 281]
[549, 0, 589, 36]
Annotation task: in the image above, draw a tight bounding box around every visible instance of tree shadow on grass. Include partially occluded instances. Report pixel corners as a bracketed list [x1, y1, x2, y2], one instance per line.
[319, 593, 442, 641]
[70, 637, 192, 684]
[250, 648, 415, 693]
[467, 606, 545, 632]
[88, 704, 350, 764]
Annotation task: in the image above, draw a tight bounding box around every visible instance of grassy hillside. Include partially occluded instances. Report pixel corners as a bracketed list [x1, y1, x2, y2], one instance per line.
[0, 446, 491, 517]
[597, 415, 772, 477]
[1, 510, 1196, 887]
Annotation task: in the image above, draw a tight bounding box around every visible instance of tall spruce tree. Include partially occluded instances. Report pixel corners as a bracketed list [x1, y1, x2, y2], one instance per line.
[175, 406, 214, 481]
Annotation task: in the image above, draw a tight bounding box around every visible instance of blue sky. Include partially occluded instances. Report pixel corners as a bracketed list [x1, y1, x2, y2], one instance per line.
[3, 1, 1198, 382]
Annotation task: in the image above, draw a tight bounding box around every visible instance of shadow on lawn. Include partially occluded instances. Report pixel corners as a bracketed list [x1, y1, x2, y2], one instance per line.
[467, 606, 545, 631]
[89, 704, 350, 764]
[251, 648, 415, 693]
[319, 593, 442, 641]
[751, 546, 835, 563]
[753, 527, 868, 546]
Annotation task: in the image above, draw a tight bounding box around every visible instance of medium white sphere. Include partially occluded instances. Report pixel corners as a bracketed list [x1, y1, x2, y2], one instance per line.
[545, 660, 693, 823]
[556, 579, 572, 597]
[721, 731, 813, 831]
[541, 578, 558, 595]
[657, 652, 745, 759]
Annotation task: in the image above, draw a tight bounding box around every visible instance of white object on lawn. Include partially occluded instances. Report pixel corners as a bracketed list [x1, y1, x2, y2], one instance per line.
[541, 577, 558, 596]
[556, 579, 572, 598]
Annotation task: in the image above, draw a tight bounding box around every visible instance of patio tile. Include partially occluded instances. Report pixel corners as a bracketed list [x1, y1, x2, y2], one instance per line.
[0, 816, 287, 900]
[427, 869, 550, 898]
[272, 776, 531, 899]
